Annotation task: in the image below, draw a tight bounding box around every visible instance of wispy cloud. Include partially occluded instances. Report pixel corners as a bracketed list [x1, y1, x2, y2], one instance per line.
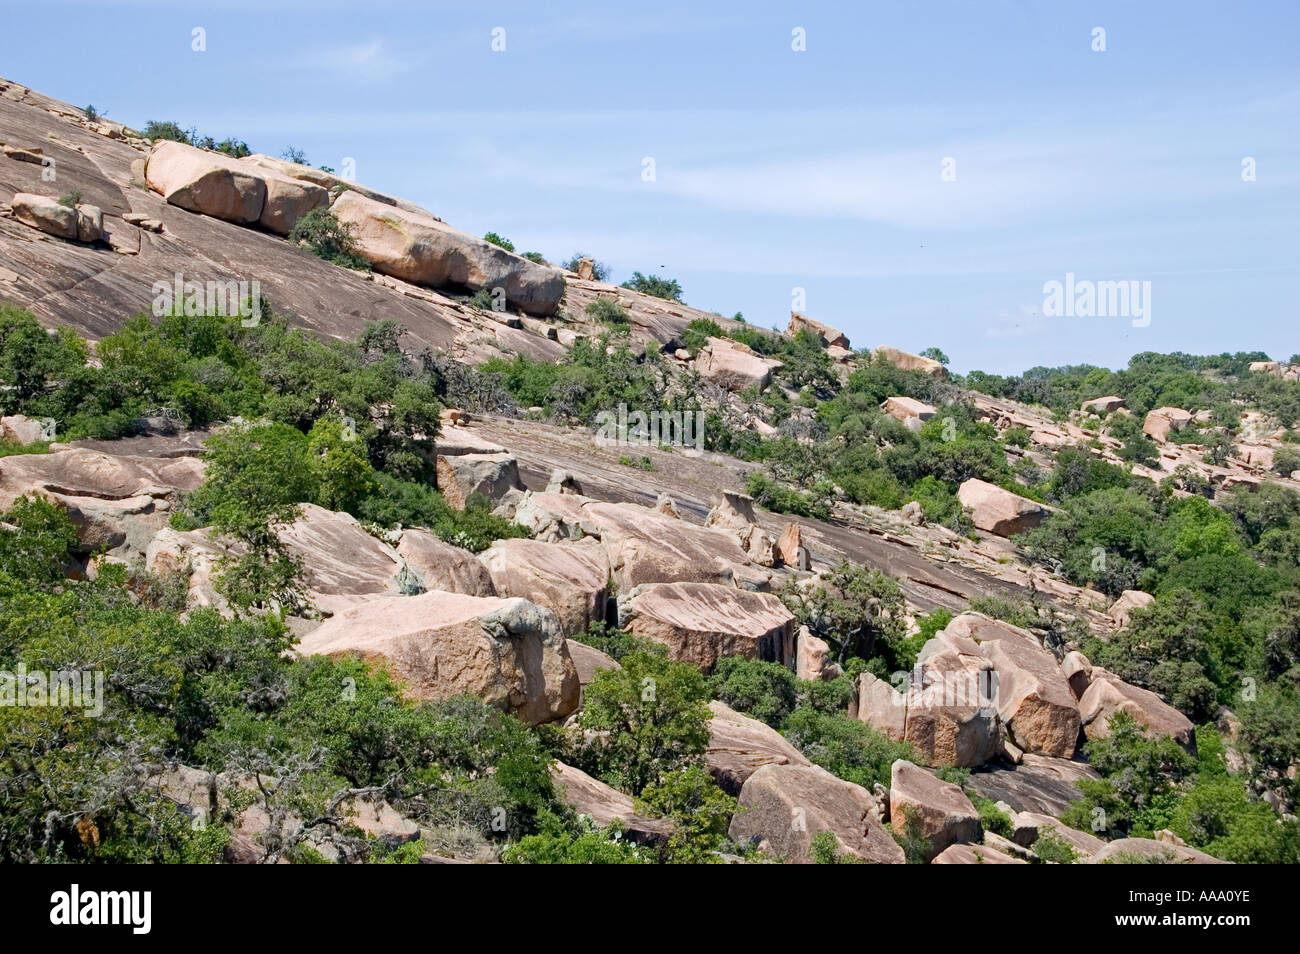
[291, 38, 414, 82]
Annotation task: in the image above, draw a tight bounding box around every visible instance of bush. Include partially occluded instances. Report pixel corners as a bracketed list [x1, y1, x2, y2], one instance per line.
[584, 297, 630, 325]
[621, 271, 683, 302]
[577, 646, 712, 793]
[1032, 830, 1078, 864]
[781, 709, 913, 790]
[288, 207, 370, 270]
[483, 231, 515, 252]
[708, 657, 798, 728]
[682, 318, 724, 354]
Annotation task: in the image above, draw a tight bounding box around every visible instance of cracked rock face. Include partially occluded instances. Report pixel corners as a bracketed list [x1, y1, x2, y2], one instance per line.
[623, 581, 795, 671]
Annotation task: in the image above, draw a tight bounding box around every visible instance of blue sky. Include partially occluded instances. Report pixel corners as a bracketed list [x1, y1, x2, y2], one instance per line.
[2, 0, 1296, 374]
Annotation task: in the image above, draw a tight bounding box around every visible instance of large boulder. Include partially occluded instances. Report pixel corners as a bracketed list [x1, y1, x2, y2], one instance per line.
[729, 763, 903, 864]
[146, 140, 267, 224]
[956, 478, 1056, 536]
[295, 591, 580, 724]
[582, 500, 752, 590]
[436, 452, 522, 510]
[864, 629, 1003, 767]
[1061, 650, 1093, 699]
[624, 582, 795, 671]
[889, 760, 981, 861]
[706, 700, 811, 795]
[395, 528, 496, 597]
[565, 640, 620, 692]
[872, 345, 946, 378]
[1108, 589, 1154, 629]
[1142, 407, 1193, 442]
[478, 538, 609, 635]
[787, 312, 849, 349]
[776, 521, 809, 570]
[11, 192, 76, 240]
[11, 193, 103, 243]
[695, 337, 781, 392]
[0, 447, 203, 554]
[149, 503, 407, 614]
[550, 762, 673, 846]
[945, 614, 1081, 758]
[276, 503, 406, 615]
[1081, 395, 1125, 415]
[932, 843, 1026, 864]
[1088, 837, 1228, 865]
[1, 414, 49, 445]
[796, 629, 838, 682]
[1078, 672, 1196, 750]
[881, 396, 937, 431]
[330, 190, 564, 315]
[259, 173, 329, 235]
[242, 153, 434, 218]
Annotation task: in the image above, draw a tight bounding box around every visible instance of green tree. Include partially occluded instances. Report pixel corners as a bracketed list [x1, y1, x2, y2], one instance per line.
[577, 645, 712, 793]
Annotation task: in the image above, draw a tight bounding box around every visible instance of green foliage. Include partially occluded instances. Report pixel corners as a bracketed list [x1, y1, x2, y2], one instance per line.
[288, 207, 370, 270]
[781, 709, 913, 790]
[683, 317, 724, 354]
[0, 495, 79, 585]
[1061, 713, 1196, 838]
[890, 807, 934, 864]
[971, 794, 1013, 838]
[483, 231, 515, 252]
[1032, 830, 1078, 864]
[744, 471, 831, 521]
[809, 829, 863, 864]
[621, 271, 683, 302]
[780, 560, 908, 665]
[571, 622, 640, 663]
[707, 657, 798, 728]
[577, 645, 712, 793]
[584, 297, 631, 325]
[637, 766, 736, 863]
[503, 814, 648, 864]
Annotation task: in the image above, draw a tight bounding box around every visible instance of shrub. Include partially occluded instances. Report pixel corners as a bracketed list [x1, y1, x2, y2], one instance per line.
[483, 231, 515, 252]
[288, 207, 370, 270]
[1032, 830, 1078, 864]
[708, 657, 798, 728]
[781, 708, 913, 790]
[577, 646, 712, 793]
[584, 297, 630, 325]
[621, 271, 683, 302]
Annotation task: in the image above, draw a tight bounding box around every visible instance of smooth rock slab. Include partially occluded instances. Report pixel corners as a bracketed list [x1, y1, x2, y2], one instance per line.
[478, 537, 609, 635]
[706, 700, 811, 796]
[625, 581, 795, 671]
